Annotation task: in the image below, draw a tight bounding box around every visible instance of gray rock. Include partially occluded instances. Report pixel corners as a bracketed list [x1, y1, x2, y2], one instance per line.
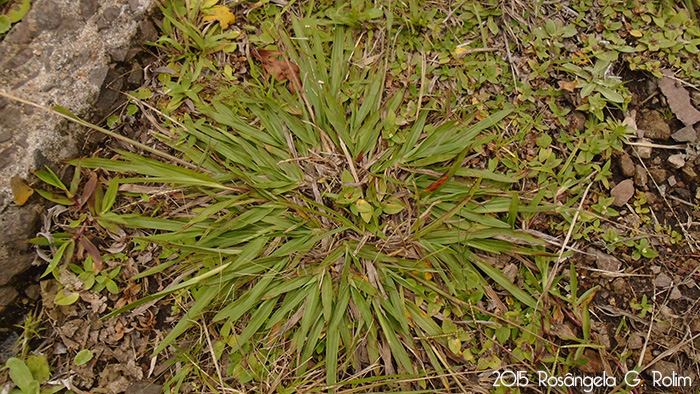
[670, 286, 682, 300]
[0, 0, 159, 210]
[611, 278, 627, 293]
[0, 0, 159, 316]
[0, 287, 19, 307]
[655, 272, 673, 288]
[649, 168, 668, 183]
[619, 153, 636, 177]
[651, 361, 679, 381]
[24, 284, 41, 301]
[635, 164, 648, 189]
[635, 140, 653, 159]
[671, 126, 697, 142]
[588, 247, 621, 272]
[611, 179, 635, 206]
[628, 333, 643, 350]
[80, 0, 99, 19]
[0, 331, 19, 363]
[682, 165, 697, 182]
[0, 128, 11, 143]
[668, 153, 686, 169]
[0, 205, 40, 286]
[0, 255, 34, 287]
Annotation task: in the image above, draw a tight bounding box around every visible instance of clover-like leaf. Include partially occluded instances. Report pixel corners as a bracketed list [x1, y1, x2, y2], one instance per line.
[355, 199, 373, 223]
[74, 349, 94, 366]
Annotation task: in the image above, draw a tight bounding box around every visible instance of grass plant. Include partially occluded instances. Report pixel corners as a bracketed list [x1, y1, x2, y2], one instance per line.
[7, 0, 700, 392]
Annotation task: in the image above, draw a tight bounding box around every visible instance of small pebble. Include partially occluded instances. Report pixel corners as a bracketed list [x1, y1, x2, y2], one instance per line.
[668, 153, 686, 169]
[668, 175, 677, 187]
[635, 140, 653, 159]
[671, 126, 697, 142]
[611, 179, 635, 206]
[628, 333, 643, 350]
[634, 164, 648, 189]
[619, 153, 636, 177]
[670, 287, 682, 300]
[655, 272, 673, 288]
[588, 248, 621, 271]
[682, 165, 697, 182]
[649, 168, 668, 183]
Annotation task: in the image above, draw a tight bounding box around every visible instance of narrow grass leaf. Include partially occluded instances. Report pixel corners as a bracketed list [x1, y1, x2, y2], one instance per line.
[467, 251, 537, 309]
[155, 284, 220, 354]
[106, 262, 231, 318]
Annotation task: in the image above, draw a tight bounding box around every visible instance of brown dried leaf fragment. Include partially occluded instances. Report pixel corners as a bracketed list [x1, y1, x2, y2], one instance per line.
[252, 47, 302, 93]
[10, 175, 34, 206]
[79, 172, 99, 209]
[658, 69, 700, 126]
[79, 236, 103, 272]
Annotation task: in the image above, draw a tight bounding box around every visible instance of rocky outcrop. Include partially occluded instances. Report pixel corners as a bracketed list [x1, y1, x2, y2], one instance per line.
[0, 0, 158, 318]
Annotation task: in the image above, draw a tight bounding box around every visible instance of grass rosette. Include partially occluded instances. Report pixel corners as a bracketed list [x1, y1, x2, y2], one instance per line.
[58, 14, 558, 392]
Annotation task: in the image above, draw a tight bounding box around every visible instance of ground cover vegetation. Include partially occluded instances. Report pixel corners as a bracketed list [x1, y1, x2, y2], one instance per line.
[3, 0, 700, 393]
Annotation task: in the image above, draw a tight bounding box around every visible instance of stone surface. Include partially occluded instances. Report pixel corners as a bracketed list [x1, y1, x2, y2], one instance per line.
[611, 179, 635, 206]
[24, 284, 41, 301]
[655, 272, 673, 288]
[668, 175, 677, 187]
[0, 287, 19, 307]
[638, 110, 671, 140]
[0, 202, 40, 286]
[671, 126, 698, 142]
[611, 278, 627, 294]
[0, 331, 19, 363]
[668, 153, 686, 169]
[634, 164, 648, 189]
[651, 360, 678, 381]
[0, 0, 158, 314]
[0, 0, 159, 211]
[0, 254, 34, 287]
[618, 153, 636, 177]
[649, 168, 668, 184]
[670, 286, 682, 300]
[589, 248, 621, 272]
[682, 165, 697, 182]
[628, 333, 643, 350]
[635, 139, 653, 159]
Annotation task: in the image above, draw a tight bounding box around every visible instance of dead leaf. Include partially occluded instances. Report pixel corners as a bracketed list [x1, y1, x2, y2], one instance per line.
[252, 47, 302, 93]
[202, 5, 235, 29]
[79, 236, 103, 272]
[558, 80, 579, 92]
[550, 321, 578, 340]
[577, 349, 603, 374]
[354, 54, 381, 68]
[10, 175, 34, 205]
[658, 69, 700, 126]
[79, 172, 99, 209]
[424, 175, 448, 193]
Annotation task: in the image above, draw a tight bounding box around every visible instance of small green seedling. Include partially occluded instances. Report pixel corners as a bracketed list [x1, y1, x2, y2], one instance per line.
[5, 356, 60, 394]
[630, 294, 653, 318]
